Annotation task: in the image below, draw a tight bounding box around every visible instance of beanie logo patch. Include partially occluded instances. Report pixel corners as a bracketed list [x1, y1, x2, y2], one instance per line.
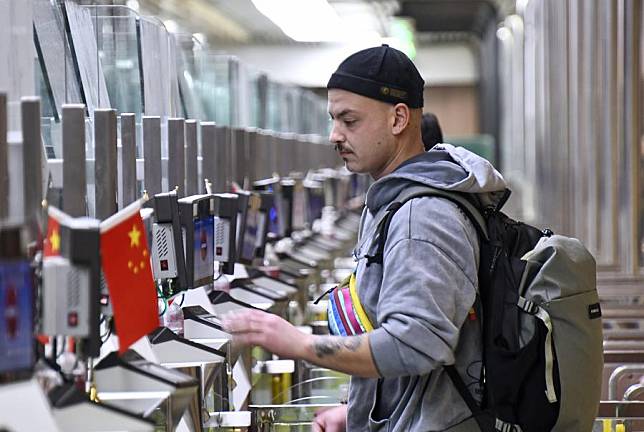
[380, 86, 407, 100]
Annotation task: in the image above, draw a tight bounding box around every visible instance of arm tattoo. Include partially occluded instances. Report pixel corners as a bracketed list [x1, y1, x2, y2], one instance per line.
[314, 336, 362, 358]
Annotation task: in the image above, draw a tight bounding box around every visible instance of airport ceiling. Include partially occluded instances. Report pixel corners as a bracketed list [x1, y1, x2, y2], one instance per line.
[132, 0, 515, 44]
[399, 0, 512, 37]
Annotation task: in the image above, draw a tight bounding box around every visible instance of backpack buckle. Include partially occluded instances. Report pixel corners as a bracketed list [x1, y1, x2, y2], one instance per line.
[495, 418, 523, 432]
[517, 296, 539, 315]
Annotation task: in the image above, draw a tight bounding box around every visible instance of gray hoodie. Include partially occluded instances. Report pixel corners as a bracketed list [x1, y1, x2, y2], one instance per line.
[348, 144, 506, 432]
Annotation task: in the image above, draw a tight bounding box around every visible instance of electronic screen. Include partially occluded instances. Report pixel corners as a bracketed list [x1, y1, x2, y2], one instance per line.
[266, 186, 281, 237]
[193, 216, 214, 285]
[292, 182, 307, 231]
[306, 183, 325, 225]
[238, 193, 266, 264]
[0, 260, 34, 374]
[253, 179, 282, 239]
[240, 204, 260, 263]
[280, 180, 294, 236]
[335, 175, 350, 209]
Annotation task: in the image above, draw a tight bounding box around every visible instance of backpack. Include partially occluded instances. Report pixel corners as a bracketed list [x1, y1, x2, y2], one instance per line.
[364, 184, 603, 432]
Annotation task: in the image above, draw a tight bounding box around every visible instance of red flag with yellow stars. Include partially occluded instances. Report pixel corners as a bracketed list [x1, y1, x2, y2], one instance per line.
[43, 206, 71, 257]
[99, 199, 158, 354]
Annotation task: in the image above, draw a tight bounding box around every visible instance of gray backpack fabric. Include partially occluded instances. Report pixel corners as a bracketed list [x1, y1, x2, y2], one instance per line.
[366, 185, 603, 432]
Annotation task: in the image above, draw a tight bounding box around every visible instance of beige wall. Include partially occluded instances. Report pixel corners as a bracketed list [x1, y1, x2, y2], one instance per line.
[423, 85, 480, 136]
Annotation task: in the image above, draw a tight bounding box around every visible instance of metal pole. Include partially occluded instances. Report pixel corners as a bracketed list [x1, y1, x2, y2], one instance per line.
[167, 118, 185, 196]
[62, 104, 87, 217]
[119, 113, 137, 207]
[143, 116, 161, 196]
[21, 97, 43, 236]
[217, 125, 230, 192]
[248, 129, 258, 184]
[230, 127, 240, 187]
[94, 109, 117, 220]
[0, 93, 7, 220]
[201, 122, 216, 192]
[185, 119, 198, 196]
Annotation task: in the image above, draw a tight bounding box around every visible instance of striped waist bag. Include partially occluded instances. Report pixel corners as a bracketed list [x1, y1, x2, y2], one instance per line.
[316, 272, 374, 336]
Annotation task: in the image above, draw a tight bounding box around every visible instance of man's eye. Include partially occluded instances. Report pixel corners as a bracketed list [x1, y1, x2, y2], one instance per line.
[344, 119, 356, 126]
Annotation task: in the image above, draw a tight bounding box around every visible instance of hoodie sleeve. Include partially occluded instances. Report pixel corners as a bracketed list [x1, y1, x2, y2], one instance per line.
[368, 197, 479, 377]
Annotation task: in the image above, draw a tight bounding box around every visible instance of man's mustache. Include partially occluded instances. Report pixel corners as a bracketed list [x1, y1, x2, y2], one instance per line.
[335, 144, 350, 153]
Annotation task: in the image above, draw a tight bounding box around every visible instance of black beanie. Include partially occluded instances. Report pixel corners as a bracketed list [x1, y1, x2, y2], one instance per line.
[327, 44, 425, 108]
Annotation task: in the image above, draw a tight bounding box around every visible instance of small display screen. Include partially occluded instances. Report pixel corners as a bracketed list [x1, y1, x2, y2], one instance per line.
[241, 204, 261, 263]
[264, 185, 282, 237]
[0, 260, 34, 374]
[307, 188, 325, 225]
[193, 216, 214, 284]
[268, 204, 280, 236]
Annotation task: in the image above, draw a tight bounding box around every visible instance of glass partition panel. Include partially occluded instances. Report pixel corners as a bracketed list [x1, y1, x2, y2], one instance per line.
[198, 53, 233, 125]
[139, 15, 180, 118]
[267, 81, 284, 132]
[176, 33, 206, 121]
[0, 0, 34, 133]
[245, 66, 261, 128]
[34, 0, 85, 159]
[35, 58, 59, 159]
[84, 5, 143, 117]
[65, 1, 111, 112]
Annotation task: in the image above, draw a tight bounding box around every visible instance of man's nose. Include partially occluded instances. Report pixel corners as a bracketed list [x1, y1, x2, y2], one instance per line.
[329, 124, 344, 146]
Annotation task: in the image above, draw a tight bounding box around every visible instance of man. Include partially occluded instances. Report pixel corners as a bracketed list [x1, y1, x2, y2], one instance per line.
[421, 112, 444, 150]
[222, 45, 507, 431]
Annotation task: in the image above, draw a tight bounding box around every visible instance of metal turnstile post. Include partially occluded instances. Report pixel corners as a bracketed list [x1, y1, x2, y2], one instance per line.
[201, 122, 216, 192]
[143, 116, 162, 197]
[21, 97, 43, 238]
[168, 118, 185, 196]
[94, 109, 118, 220]
[119, 113, 137, 207]
[62, 104, 87, 217]
[185, 119, 198, 196]
[216, 125, 230, 192]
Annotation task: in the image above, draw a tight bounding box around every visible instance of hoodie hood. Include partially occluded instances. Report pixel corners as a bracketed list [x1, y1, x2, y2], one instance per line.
[365, 143, 507, 213]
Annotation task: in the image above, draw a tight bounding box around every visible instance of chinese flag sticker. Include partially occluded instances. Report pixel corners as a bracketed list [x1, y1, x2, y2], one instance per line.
[44, 206, 71, 257]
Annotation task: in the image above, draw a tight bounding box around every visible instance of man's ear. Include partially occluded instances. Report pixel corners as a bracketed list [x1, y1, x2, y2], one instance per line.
[391, 103, 411, 136]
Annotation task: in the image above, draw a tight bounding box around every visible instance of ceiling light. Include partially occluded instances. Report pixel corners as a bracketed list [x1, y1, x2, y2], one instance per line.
[496, 26, 512, 42]
[126, 0, 139, 11]
[163, 19, 178, 33]
[193, 33, 207, 45]
[251, 0, 379, 42]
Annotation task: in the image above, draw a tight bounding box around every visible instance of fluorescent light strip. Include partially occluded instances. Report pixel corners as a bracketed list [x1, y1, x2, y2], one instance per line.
[251, 0, 379, 42]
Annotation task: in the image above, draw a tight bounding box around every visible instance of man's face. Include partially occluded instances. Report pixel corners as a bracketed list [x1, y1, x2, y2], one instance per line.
[327, 89, 395, 178]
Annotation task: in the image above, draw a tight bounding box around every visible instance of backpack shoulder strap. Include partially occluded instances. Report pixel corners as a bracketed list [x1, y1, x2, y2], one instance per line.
[365, 185, 488, 266]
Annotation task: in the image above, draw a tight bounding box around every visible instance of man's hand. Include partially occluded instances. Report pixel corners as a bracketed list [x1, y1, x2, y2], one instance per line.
[222, 309, 380, 377]
[221, 309, 311, 359]
[313, 405, 347, 432]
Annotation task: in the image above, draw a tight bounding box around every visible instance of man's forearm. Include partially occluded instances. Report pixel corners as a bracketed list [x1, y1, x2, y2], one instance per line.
[302, 334, 380, 378]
